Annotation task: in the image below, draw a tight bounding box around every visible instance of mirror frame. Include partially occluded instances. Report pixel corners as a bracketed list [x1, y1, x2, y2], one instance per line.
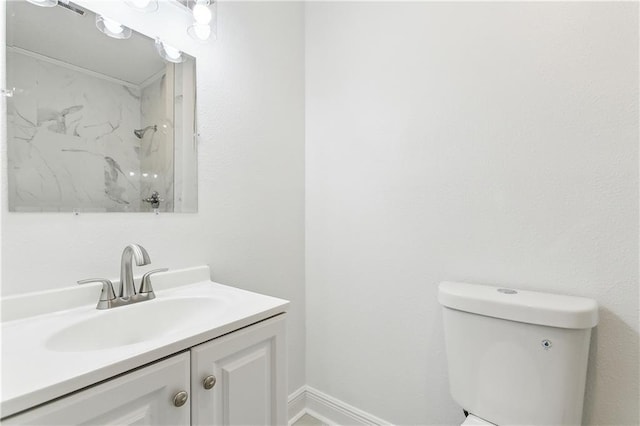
[5, 0, 200, 213]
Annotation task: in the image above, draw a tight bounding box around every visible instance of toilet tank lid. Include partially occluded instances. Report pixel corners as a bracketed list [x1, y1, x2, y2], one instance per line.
[438, 281, 598, 329]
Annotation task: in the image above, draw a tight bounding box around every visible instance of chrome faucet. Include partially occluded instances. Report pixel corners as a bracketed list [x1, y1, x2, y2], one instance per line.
[78, 244, 168, 310]
[120, 244, 151, 299]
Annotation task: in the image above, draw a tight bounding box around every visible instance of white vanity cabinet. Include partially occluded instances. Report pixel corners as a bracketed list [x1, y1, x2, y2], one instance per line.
[3, 353, 191, 425]
[2, 315, 286, 426]
[191, 314, 287, 426]
[1, 267, 290, 424]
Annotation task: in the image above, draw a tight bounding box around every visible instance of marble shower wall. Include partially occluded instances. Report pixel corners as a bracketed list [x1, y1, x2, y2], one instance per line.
[140, 71, 174, 213]
[6, 49, 167, 212]
[172, 59, 197, 213]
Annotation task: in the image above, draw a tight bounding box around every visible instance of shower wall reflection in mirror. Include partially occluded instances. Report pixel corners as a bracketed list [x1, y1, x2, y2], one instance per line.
[6, 0, 197, 212]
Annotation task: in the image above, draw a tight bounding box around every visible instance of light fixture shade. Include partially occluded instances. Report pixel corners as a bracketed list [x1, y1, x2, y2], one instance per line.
[96, 15, 132, 39]
[124, 0, 158, 13]
[155, 39, 185, 63]
[25, 0, 58, 7]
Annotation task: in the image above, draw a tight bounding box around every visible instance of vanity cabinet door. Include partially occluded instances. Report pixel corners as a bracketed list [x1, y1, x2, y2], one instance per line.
[191, 315, 287, 426]
[3, 352, 191, 426]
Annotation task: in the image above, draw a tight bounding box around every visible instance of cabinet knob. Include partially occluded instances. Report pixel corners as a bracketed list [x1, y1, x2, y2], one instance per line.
[203, 375, 217, 390]
[173, 390, 189, 407]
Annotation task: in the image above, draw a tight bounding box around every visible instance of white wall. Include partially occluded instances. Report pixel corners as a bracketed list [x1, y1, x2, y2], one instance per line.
[306, 2, 638, 425]
[1, 1, 306, 395]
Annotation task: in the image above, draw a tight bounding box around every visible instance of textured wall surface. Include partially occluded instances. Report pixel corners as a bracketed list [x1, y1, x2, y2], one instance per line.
[1, 1, 306, 394]
[305, 2, 638, 425]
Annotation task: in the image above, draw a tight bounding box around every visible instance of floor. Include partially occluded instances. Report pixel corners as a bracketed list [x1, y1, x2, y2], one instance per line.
[292, 414, 326, 426]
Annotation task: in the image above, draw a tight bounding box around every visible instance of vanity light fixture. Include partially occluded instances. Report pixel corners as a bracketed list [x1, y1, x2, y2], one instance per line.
[96, 15, 132, 39]
[25, 0, 58, 6]
[155, 39, 186, 63]
[187, 0, 215, 42]
[124, 0, 159, 13]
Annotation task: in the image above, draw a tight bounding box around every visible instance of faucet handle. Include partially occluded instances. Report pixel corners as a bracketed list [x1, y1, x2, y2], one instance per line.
[78, 278, 116, 309]
[139, 268, 168, 296]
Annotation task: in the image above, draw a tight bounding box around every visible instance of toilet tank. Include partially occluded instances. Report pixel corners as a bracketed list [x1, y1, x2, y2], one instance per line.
[438, 282, 598, 426]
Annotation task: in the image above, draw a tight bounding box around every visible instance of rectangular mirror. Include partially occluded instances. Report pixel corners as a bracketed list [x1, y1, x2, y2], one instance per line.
[6, 0, 197, 212]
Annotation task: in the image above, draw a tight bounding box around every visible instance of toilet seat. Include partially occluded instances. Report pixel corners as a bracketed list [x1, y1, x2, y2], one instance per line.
[461, 414, 495, 425]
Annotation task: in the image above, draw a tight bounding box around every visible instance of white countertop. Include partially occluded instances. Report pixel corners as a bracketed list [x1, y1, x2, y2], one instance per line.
[0, 266, 289, 418]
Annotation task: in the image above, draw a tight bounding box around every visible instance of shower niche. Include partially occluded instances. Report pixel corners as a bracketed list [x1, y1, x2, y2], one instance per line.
[5, 1, 197, 213]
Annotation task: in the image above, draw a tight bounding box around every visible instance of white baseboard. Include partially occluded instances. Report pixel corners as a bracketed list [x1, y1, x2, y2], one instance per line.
[288, 386, 308, 425]
[288, 386, 392, 426]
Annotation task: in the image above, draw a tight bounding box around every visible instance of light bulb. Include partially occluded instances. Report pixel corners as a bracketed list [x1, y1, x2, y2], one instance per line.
[125, 0, 158, 12]
[96, 15, 132, 39]
[163, 44, 181, 60]
[102, 18, 124, 35]
[189, 23, 211, 41]
[130, 0, 150, 8]
[155, 39, 185, 63]
[193, 3, 212, 25]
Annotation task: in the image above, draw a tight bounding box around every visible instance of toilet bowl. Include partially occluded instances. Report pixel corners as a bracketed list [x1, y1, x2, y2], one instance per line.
[461, 414, 495, 425]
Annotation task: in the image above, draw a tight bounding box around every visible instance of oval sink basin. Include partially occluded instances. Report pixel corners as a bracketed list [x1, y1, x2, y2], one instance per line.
[46, 297, 226, 352]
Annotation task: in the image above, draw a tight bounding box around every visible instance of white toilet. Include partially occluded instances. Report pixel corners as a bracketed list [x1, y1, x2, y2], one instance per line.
[438, 281, 599, 426]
